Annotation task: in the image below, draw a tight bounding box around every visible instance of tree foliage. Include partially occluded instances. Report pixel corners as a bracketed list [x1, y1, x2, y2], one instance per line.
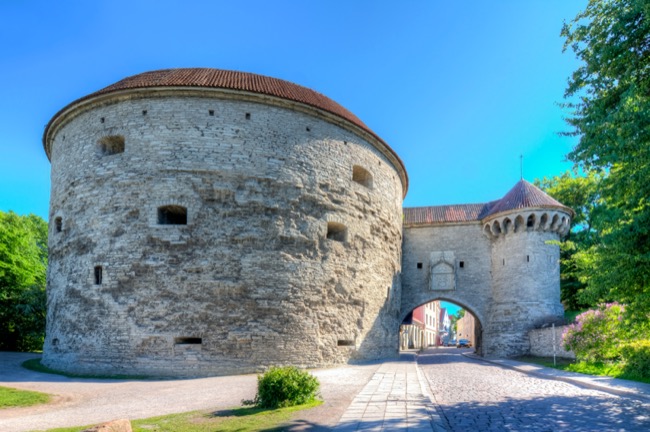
[561, 0, 650, 321]
[536, 171, 604, 310]
[0, 211, 48, 351]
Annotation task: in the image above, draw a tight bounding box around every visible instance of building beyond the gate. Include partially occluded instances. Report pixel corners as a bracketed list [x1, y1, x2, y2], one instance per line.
[42, 68, 573, 376]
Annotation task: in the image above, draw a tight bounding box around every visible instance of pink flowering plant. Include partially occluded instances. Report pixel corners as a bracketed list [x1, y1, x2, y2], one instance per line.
[562, 302, 626, 363]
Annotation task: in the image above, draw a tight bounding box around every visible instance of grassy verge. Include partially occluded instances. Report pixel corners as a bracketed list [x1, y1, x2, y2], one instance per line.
[22, 358, 152, 380]
[0, 385, 50, 408]
[514, 355, 650, 384]
[46, 400, 322, 432]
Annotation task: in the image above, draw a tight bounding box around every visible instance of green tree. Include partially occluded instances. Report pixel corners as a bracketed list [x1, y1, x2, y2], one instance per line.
[562, 0, 650, 321]
[0, 211, 48, 351]
[536, 171, 604, 310]
[450, 309, 465, 336]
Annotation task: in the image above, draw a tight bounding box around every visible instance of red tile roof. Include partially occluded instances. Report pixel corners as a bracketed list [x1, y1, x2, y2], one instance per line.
[403, 202, 497, 225]
[43, 68, 408, 194]
[485, 180, 571, 217]
[43, 69, 407, 195]
[93, 68, 370, 134]
[403, 180, 573, 226]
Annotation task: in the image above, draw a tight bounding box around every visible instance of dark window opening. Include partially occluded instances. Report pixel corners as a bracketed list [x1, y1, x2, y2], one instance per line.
[174, 337, 202, 345]
[98, 135, 125, 156]
[142, 110, 147, 115]
[55, 217, 62, 233]
[52, 338, 59, 346]
[306, 126, 311, 132]
[459, 261, 465, 268]
[417, 262, 423, 269]
[100, 117, 105, 123]
[527, 215, 535, 228]
[337, 340, 355, 347]
[326, 222, 347, 242]
[94, 266, 102, 285]
[245, 112, 251, 120]
[502, 258, 505, 266]
[527, 255, 530, 262]
[352, 165, 373, 189]
[209, 110, 214, 116]
[157, 205, 187, 225]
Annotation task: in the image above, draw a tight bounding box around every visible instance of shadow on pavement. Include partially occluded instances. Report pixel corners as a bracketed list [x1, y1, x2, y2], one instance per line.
[434, 393, 650, 431]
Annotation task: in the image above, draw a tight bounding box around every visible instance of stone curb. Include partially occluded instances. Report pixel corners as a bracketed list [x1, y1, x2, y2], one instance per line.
[462, 353, 650, 402]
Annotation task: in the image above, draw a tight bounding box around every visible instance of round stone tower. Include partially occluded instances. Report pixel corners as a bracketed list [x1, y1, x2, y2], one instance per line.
[481, 180, 572, 357]
[42, 68, 408, 376]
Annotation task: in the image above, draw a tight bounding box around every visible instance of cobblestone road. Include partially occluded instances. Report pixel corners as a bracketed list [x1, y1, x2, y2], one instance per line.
[418, 348, 650, 432]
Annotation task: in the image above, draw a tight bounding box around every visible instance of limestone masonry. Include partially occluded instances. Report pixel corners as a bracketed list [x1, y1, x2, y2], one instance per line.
[42, 68, 573, 376]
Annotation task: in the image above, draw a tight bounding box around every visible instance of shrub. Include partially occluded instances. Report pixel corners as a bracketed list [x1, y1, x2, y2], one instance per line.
[247, 366, 320, 409]
[562, 302, 625, 362]
[620, 340, 650, 378]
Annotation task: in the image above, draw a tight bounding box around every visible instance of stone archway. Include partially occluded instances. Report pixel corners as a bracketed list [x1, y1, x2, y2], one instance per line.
[398, 296, 485, 354]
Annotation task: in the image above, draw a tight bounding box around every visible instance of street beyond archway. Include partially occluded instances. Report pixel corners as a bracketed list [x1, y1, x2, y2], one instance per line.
[418, 347, 650, 431]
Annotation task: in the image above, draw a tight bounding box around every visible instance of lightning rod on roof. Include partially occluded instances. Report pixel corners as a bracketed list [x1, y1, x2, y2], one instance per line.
[520, 154, 523, 180]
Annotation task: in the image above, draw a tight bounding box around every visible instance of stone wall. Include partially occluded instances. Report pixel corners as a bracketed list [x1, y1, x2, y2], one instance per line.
[43, 91, 405, 376]
[529, 325, 576, 359]
[483, 211, 565, 357]
[401, 222, 491, 349]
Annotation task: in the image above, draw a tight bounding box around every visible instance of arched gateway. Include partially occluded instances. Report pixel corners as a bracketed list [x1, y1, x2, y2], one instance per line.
[402, 181, 573, 356]
[42, 68, 572, 376]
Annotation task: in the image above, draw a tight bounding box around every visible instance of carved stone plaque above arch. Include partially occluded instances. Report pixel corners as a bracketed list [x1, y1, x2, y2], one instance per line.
[429, 251, 456, 291]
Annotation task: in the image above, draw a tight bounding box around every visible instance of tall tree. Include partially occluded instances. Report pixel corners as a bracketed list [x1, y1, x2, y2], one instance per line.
[562, 0, 650, 320]
[536, 171, 604, 310]
[0, 211, 48, 351]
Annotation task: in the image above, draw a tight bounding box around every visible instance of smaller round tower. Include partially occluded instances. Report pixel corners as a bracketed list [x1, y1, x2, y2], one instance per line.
[481, 180, 572, 357]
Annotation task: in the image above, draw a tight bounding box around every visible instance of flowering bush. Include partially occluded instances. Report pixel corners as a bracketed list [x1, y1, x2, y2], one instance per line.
[562, 303, 626, 362]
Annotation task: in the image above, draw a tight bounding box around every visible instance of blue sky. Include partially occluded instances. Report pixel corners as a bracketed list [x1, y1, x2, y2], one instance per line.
[1, 0, 585, 222]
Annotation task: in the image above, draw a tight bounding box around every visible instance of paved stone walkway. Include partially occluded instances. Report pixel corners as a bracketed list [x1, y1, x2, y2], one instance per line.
[334, 353, 445, 431]
[419, 348, 650, 432]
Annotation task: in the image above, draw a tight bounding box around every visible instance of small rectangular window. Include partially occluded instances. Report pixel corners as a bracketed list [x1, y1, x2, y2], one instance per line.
[327, 222, 347, 242]
[352, 165, 373, 189]
[94, 266, 102, 285]
[417, 262, 423, 269]
[459, 261, 464, 268]
[158, 205, 187, 225]
[337, 340, 355, 347]
[98, 135, 125, 156]
[174, 337, 202, 345]
[55, 217, 62, 233]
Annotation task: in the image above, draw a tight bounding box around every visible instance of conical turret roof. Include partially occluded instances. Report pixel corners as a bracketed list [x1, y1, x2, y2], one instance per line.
[485, 179, 572, 218]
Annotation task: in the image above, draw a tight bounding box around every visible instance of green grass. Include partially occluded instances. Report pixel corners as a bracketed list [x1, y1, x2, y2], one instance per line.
[22, 358, 152, 380]
[514, 355, 650, 384]
[0, 385, 51, 408]
[46, 400, 322, 432]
